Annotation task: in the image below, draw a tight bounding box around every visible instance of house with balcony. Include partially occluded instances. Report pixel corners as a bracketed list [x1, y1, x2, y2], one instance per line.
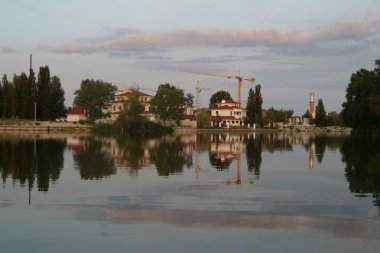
[210, 100, 246, 127]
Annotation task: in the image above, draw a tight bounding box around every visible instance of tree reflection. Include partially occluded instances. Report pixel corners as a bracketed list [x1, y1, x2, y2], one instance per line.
[73, 138, 116, 180]
[150, 136, 192, 177]
[340, 136, 380, 212]
[116, 137, 146, 174]
[245, 135, 262, 179]
[0, 137, 65, 191]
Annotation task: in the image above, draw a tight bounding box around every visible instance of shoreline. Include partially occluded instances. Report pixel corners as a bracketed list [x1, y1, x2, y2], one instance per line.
[0, 121, 352, 135]
[0, 121, 91, 133]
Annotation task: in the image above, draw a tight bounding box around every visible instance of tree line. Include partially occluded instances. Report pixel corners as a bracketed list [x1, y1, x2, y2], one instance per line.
[0, 66, 65, 121]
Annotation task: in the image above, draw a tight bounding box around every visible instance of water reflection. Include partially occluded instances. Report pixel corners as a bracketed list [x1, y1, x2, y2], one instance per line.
[340, 135, 380, 211]
[72, 137, 117, 180]
[0, 135, 65, 192]
[1, 132, 380, 213]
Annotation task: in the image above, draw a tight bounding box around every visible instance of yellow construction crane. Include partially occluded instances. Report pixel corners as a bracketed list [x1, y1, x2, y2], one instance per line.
[184, 70, 256, 104]
[195, 81, 210, 110]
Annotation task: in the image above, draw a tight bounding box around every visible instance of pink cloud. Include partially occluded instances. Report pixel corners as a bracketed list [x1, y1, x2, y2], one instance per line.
[53, 19, 380, 54]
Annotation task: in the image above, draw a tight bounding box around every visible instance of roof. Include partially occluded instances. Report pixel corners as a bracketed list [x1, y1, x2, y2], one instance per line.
[116, 90, 153, 97]
[67, 106, 85, 115]
[211, 105, 242, 110]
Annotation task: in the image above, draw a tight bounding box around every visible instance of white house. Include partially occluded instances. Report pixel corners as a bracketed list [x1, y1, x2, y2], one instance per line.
[66, 106, 87, 122]
[210, 100, 246, 127]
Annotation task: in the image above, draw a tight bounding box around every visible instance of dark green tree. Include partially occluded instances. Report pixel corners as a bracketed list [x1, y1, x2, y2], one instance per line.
[185, 93, 194, 107]
[326, 111, 344, 126]
[209, 90, 232, 108]
[37, 66, 52, 120]
[266, 107, 293, 122]
[0, 78, 2, 115]
[74, 79, 117, 123]
[16, 73, 29, 119]
[246, 85, 263, 126]
[27, 68, 37, 119]
[50, 76, 66, 118]
[150, 83, 186, 122]
[196, 108, 211, 128]
[1, 74, 12, 118]
[315, 99, 327, 126]
[342, 59, 380, 130]
[303, 109, 310, 118]
[116, 94, 145, 131]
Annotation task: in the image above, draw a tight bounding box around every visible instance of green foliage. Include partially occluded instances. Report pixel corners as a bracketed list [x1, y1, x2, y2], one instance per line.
[35, 66, 65, 121]
[303, 109, 310, 118]
[315, 99, 327, 126]
[185, 93, 194, 107]
[50, 76, 66, 119]
[74, 79, 117, 123]
[342, 59, 380, 130]
[326, 111, 344, 126]
[91, 123, 116, 136]
[196, 108, 211, 128]
[112, 95, 173, 138]
[150, 83, 186, 121]
[266, 107, 293, 122]
[246, 85, 263, 126]
[0, 66, 63, 121]
[1, 74, 12, 118]
[209, 90, 232, 108]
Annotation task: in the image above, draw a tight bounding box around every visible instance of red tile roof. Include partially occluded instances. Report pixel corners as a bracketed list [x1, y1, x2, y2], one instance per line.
[67, 106, 85, 115]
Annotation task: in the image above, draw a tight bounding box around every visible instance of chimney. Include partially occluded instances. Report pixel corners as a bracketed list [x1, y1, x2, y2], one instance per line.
[310, 93, 315, 119]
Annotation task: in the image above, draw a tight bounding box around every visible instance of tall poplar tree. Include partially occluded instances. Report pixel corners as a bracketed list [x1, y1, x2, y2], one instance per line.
[246, 84, 263, 127]
[1, 74, 12, 118]
[50, 76, 65, 119]
[37, 66, 51, 120]
[27, 68, 37, 119]
[315, 99, 327, 126]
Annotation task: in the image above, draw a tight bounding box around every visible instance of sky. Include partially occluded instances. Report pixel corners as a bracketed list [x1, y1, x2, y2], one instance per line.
[0, 0, 379, 115]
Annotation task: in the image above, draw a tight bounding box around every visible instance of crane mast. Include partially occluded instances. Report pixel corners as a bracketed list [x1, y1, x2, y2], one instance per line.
[195, 81, 210, 110]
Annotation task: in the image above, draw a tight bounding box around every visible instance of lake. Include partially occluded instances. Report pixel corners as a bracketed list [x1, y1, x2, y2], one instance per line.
[1, 132, 379, 253]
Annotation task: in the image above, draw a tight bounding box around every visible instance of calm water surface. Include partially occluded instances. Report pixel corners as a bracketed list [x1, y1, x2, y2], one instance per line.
[0, 132, 379, 253]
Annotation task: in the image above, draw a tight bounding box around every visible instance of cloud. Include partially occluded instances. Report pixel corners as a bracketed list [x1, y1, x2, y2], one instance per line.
[1, 46, 17, 54]
[54, 19, 380, 56]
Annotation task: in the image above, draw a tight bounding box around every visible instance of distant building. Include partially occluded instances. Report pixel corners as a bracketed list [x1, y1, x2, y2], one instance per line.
[66, 106, 86, 122]
[104, 89, 155, 121]
[210, 100, 246, 127]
